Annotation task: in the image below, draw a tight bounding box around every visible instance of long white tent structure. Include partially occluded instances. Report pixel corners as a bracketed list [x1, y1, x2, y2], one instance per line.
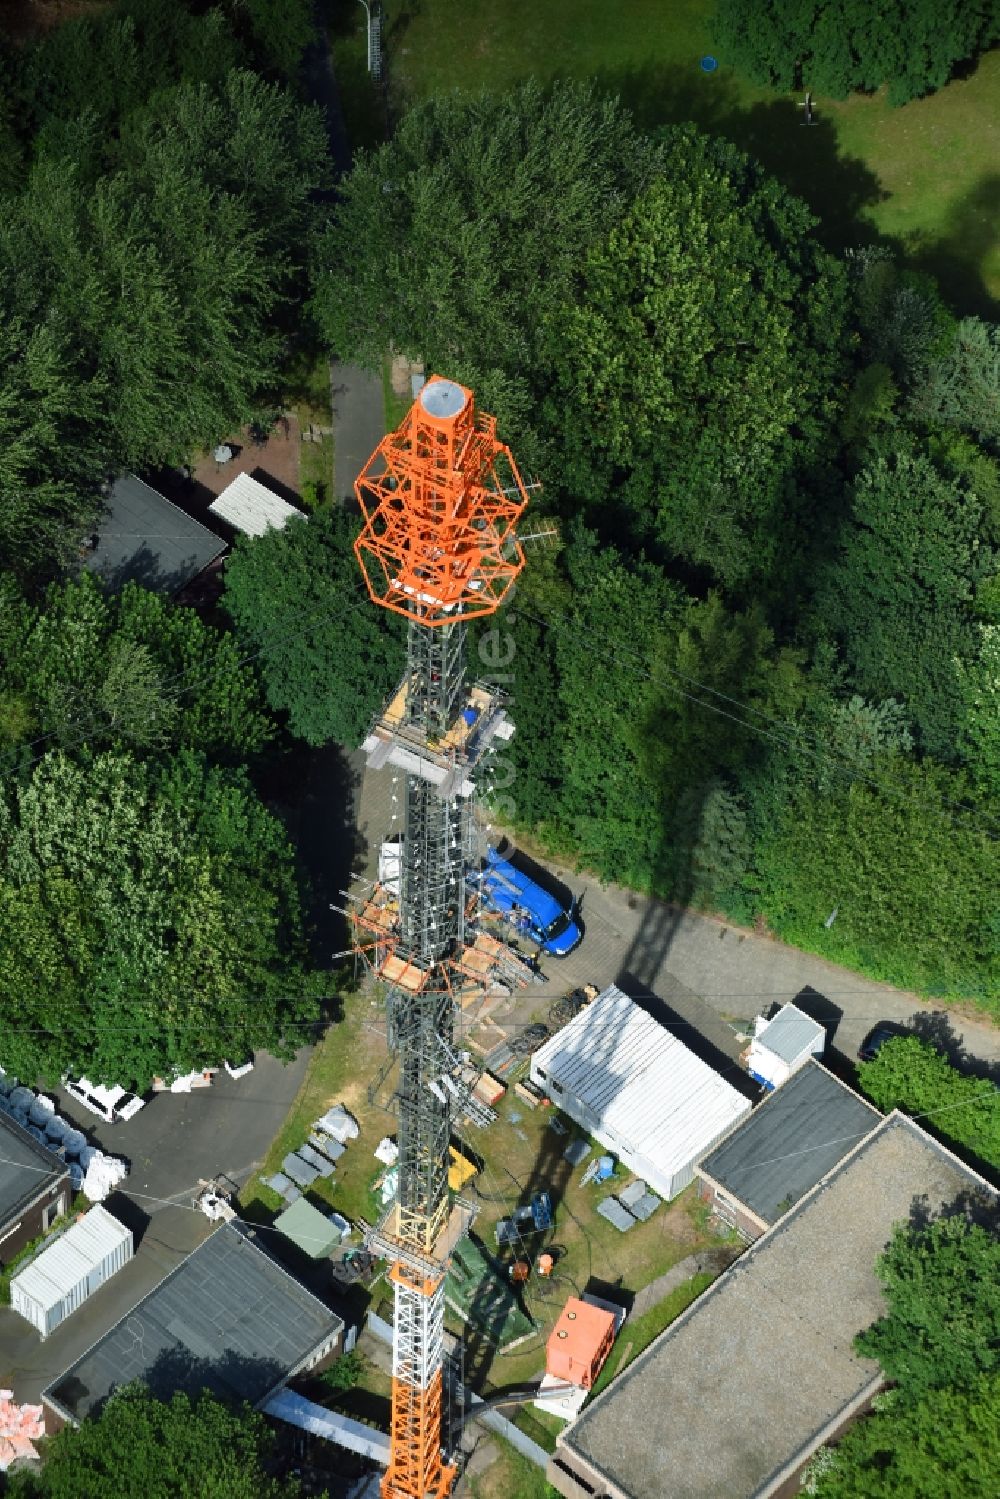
[530, 984, 752, 1200]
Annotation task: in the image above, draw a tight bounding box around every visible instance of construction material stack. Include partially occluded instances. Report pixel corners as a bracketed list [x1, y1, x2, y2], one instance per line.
[352, 377, 531, 1499]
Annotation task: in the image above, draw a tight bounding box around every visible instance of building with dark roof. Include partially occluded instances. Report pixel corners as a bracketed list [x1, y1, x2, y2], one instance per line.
[0, 1112, 71, 1267]
[85, 474, 225, 595]
[696, 1060, 881, 1239]
[41, 1220, 343, 1428]
[549, 1113, 995, 1499]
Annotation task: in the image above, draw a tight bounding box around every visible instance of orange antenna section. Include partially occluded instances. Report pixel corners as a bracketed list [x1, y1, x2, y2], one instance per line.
[354, 376, 529, 625]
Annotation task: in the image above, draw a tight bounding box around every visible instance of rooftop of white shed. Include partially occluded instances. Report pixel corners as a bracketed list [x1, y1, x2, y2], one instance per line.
[12, 1205, 130, 1312]
[531, 984, 751, 1178]
[208, 472, 304, 538]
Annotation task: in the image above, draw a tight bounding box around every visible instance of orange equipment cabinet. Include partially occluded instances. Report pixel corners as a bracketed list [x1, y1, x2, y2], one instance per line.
[545, 1297, 616, 1390]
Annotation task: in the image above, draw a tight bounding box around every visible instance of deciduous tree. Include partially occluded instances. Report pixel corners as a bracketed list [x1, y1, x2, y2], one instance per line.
[858, 1034, 1000, 1167]
[808, 1377, 1000, 1498]
[0, 574, 271, 761]
[310, 80, 662, 476]
[713, 0, 1000, 106]
[813, 440, 992, 759]
[222, 509, 406, 746]
[0, 751, 318, 1087]
[750, 756, 1000, 1001]
[855, 1213, 1000, 1396]
[6, 1384, 306, 1499]
[542, 127, 848, 584]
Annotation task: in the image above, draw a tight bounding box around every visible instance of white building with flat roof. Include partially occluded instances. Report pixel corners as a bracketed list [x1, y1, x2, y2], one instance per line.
[530, 984, 752, 1201]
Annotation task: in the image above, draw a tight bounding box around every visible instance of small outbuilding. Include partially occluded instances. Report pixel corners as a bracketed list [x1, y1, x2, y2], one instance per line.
[10, 1205, 132, 1339]
[546, 1297, 616, 1390]
[696, 1060, 881, 1240]
[274, 1197, 342, 1259]
[208, 472, 304, 538]
[86, 474, 225, 595]
[530, 984, 752, 1201]
[745, 1002, 825, 1090]
[0, 1110, 71, 1268]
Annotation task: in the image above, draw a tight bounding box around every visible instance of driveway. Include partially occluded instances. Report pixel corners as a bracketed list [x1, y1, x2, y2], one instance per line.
[50, 1046, 313, 1216]
[331, 361, 385, 503]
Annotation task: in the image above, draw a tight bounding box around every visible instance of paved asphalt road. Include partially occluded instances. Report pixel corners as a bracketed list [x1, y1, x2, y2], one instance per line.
[332, 361, 386, 505]
[356, 767, 1000, 1077]
[50, 1046, 313, 1215]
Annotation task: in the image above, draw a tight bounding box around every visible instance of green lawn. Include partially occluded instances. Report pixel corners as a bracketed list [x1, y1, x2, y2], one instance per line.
[377, 0, 999, 314]
[382, 355, 411, 432]
[239, 987, 393, 1228]
[467, 1433, 553, 1499]
[587, 1270, 715, 1398]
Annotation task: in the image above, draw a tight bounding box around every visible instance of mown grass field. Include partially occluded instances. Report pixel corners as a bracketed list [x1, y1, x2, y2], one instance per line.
[335, 0, 999, 314]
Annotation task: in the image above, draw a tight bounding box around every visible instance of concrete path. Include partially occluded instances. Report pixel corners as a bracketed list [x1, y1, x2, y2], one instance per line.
[630, 1247, 741, 1320]
[331, 362, 386, 504]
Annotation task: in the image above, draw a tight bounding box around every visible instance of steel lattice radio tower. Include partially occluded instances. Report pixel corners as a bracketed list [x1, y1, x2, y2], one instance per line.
[353, 376, 531, 1499]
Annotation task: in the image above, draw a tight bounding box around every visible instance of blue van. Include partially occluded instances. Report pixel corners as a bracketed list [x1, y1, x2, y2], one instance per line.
[477, 846, 582, 957]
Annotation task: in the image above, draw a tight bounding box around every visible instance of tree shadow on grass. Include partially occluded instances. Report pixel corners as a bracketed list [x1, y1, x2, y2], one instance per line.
[904, 173, 1000, 319]
[589, 61, 887, 253]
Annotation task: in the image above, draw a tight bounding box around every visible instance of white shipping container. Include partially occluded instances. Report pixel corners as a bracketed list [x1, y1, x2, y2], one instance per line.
[10, 1205, 133, 1338]
[746, 1003, 826, 1091]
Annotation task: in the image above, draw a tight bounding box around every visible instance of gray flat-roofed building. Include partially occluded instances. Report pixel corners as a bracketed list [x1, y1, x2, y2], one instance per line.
[42, 1220, 343, 1426]
[0, 1113, 71, 1267]
[85, 474, 225, 595]
[549, 1113, 995, 1499]
[696, 1061, 881, 1238]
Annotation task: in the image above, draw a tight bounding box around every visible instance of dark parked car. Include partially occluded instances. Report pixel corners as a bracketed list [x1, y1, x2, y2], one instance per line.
[857, 1022, 910, 1063]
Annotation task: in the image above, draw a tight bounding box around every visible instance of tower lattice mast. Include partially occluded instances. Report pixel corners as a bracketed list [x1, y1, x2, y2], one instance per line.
[353, 376, 531, 1499]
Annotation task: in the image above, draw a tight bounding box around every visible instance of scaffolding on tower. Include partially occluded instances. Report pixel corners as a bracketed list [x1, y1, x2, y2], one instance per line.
[349, 376, 533, 1499]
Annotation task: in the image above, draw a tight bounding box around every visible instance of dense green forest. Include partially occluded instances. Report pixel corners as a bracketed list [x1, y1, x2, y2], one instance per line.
[1, 0, 998, 1098]
[0, 0, 330, 1086]
[313, 81, 1000, 1008]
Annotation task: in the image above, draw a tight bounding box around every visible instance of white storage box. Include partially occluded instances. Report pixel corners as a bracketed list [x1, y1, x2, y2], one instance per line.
[10, 1205, 133, 1338]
